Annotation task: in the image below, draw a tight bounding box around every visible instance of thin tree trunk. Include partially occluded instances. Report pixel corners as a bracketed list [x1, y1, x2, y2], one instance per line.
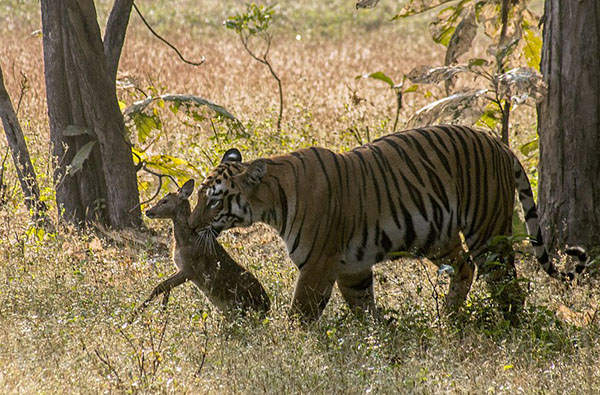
[0, 64, 47, 220]
[538, 0, 600, 252]
[104, 0, 133, 83]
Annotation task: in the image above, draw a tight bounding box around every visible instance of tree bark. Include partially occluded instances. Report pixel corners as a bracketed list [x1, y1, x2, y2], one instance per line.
[41, 0, 142, 229]
[538, 0, 600, 252]
[103, 0, 133, 83]
[0, 64, 47, 220]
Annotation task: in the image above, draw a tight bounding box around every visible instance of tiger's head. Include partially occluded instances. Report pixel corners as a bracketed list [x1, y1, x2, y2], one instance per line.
[189, 148, 267, 236]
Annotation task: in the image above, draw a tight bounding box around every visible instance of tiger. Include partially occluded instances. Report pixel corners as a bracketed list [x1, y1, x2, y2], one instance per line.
[189, 125, 587, 322]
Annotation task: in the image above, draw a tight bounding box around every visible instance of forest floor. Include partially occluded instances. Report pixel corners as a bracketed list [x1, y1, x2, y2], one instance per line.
[2, 0, 600, 393]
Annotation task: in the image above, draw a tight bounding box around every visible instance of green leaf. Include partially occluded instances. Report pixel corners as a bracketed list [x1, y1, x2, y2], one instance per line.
[357, 71, 394, 87]
[132, 112, 160, 144]
[68, 141, 96, 175]
[520, 138, 539, 157]
[468, 58, 489, 67]
[434, 26, 456, 46]
[522, 26, 542, 71]
[403, 84, 419, 93]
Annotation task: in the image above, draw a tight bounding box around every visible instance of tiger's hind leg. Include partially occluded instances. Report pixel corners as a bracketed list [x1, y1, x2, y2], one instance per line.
[441, 253, 475, 314]
[289, 257, 338, 323]
[470, 237, 525, 324]
[337, 268, 378, 318]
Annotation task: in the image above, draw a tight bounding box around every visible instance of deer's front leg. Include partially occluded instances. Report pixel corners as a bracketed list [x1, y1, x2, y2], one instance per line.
[141, 270, 188, 310]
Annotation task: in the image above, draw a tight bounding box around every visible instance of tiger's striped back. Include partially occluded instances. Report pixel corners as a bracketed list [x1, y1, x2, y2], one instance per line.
[190, 125, 580, 321]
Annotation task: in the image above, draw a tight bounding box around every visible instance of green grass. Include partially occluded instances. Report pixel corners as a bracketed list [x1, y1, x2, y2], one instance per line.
[1, 223, 599, 392]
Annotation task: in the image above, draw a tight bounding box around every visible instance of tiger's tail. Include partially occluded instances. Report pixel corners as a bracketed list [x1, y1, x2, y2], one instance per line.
[513, 156, 588, 281]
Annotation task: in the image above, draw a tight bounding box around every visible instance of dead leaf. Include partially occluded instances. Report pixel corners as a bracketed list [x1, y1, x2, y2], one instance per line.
[88, 237, 103, 252]
[556, 304, 597, 328]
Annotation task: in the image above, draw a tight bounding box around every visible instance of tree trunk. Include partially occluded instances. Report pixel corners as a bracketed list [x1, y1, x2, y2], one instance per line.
[0, 64, 47, 221]
[41, 0, 142, 229]
[538, 0, 600, 252]
[103, 0, 133, 83]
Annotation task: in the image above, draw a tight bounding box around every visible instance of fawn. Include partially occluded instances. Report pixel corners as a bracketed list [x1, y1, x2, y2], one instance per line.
[142, 179, 270, 315]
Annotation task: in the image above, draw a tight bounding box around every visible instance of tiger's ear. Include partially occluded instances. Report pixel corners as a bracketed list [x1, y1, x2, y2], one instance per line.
[221, 148, 242, 163]
[239, 159, 266, 189]
[178, 179, 195, 199]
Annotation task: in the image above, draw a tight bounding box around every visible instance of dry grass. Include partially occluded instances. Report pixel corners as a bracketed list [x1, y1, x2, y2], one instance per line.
[1, 0, 600, 393]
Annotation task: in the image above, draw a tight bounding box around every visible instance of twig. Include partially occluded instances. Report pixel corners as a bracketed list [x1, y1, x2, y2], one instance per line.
[15, 71, 28, 116]
[392, 88, 402, 132]
[498, 0, 512, 146]
[132, 1, 205, 66]
[117, 327, 146, 385]
[130, 151, 181, 211]
[0, 147, 8, 205]
[240, 33, 283, 131]
[418, 260, 442, 324]
[93, 348, 122, 387]
[195, 319, 210, 377]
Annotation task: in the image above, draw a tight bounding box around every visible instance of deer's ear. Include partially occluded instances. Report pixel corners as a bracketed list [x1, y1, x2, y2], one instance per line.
[178, 179, 195, 199]
[221, 148, 242, 163]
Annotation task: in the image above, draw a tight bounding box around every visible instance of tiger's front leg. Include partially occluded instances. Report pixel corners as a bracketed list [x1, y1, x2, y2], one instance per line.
[289, 258, 338, 322]
[337, 268, 378, 318]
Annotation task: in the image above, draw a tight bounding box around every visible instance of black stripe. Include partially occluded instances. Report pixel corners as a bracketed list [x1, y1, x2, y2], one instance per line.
[277, 181, 288, 235]
[381, 230, 392, 252]
[369, 145, 403, 229]
[361, 214, 369, 249]
[354, 149, 382, 213]
[381, 138, 426, 187]
[429, 126, 452, 152]
[429, 193, 444, 232]
[365, 160, 383, 213]
[330, 151, 344, 193]
[446, 210, 455, 239]
[289, 213, 305, 255]
[453, 130, 472, 226]
[531, 229, 543, 246]
[525, 206, 538, 221]
[398, 201, 416, 250]
[298, 227, 321, 270]
[415, 128, 453, 176]
[422, 163, 451, 212]
[370, 145, 405, 231]
[471, 133, 490, 236]
[519, 188, 533, 199]
[310, 148, 332, 191]
[399, 172, 428, 219]
[423, 223, 437, 253]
